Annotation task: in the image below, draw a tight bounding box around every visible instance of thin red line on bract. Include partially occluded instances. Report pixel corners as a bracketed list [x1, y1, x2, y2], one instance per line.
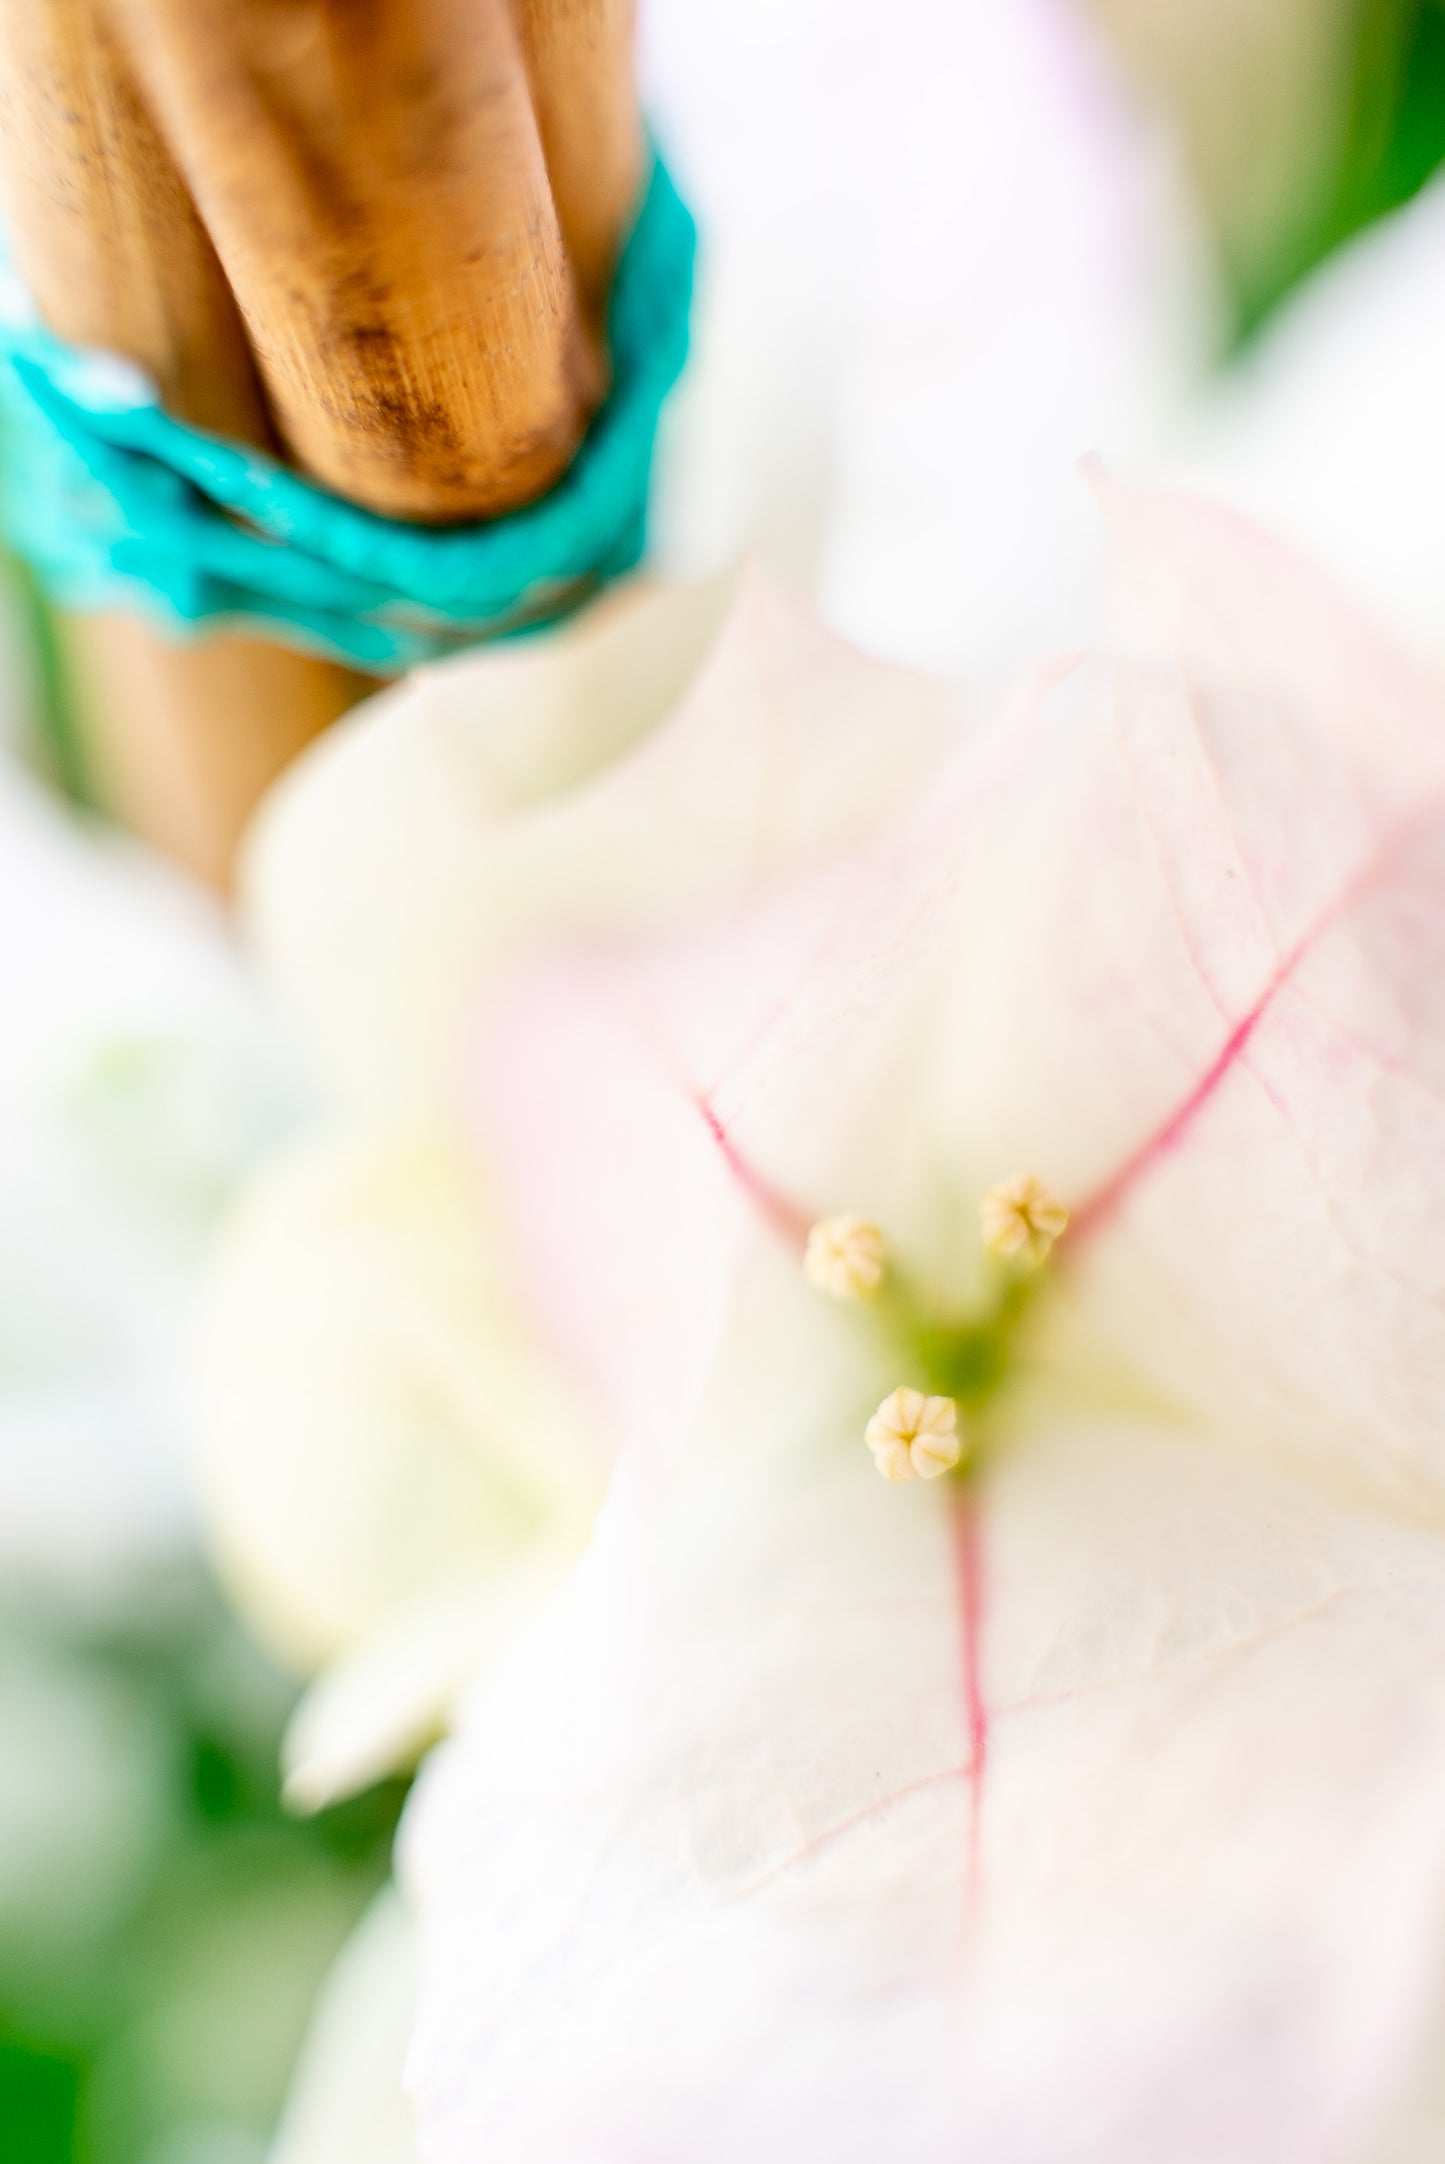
[696, 1095, 814, 1250]
[1069, 794, 1445, 1244]
[951, 1485, 989, 1915]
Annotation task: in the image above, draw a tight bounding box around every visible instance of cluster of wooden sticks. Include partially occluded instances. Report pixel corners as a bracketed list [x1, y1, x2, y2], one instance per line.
[0, 0, 640, 885]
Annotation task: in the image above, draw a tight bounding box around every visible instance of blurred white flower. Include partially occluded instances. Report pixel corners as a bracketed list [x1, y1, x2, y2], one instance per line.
[396, 483, 1445, 2162]
[642, 0, 1209, 677]
[200, 571, 954, 1807]
[0, 757, 292, 1603]
[197, 0, 1205, 1821]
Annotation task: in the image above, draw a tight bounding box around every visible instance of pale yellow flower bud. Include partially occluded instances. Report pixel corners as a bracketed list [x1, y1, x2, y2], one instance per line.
[864, 1387, 961, 1483]
[804, 1214, 887, 1301]
[979, 1173, 1069, 1265]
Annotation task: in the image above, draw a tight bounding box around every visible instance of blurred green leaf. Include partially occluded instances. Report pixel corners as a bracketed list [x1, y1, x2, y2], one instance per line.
[0, 2029, 83, 2164]
[0, 1577, 403, 2164]
[1238, 0, 1445, 338]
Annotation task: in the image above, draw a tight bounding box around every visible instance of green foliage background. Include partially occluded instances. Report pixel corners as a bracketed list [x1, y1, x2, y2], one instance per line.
[0, 1574, 403, 2164]
[1235, 0, 1445, 339]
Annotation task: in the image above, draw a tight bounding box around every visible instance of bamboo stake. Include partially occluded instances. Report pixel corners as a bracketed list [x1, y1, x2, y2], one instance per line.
[0, 0, 361, 885]
[513, 0, 644, 323]
[112, 0, 622, 521]
[0, 0, 642, 883]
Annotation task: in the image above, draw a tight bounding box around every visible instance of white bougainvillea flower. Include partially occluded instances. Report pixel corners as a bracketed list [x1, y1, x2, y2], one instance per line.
[641, 0, 1206, 677]
[199, 573, 955, 1803]
[198, 0, 1205, 1813]
[398, 480, 1445, 2164]
[0, 751, 289, 1599]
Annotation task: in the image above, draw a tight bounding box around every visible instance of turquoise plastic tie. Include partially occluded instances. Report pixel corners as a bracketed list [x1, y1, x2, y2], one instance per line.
[0, 157, 695, 672]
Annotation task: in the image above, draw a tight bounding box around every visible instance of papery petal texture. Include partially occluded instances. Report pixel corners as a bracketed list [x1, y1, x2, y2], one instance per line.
[200, 573, 955, 1706]
[244, 572, 953, 1119]
[401, 483, 1445, 2160]
[470, 480, 1445, 1497]
[197, 1131, 600, 1674]
[405, 1263, 1445, 2164]
[1029, 484, 1445, 1488]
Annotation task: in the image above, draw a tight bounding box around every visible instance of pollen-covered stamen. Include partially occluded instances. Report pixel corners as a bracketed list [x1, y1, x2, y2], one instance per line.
[979, 1173, 1069, 1266]
[804, 1213, 886, 1301]
[865, 1387, 962, 1483]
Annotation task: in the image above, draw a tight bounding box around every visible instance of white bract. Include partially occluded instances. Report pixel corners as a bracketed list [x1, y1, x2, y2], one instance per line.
[200, 573, 955, 1806]
[197, 0, 1200, 1823]
[0, 752, 289, 1600]
[389, 481, 1445, 2163]
[641, 0, 1206, 677]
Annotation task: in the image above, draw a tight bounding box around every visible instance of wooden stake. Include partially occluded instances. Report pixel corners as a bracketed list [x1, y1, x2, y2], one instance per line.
[0, 0, 360, 885]
[0, 0, 642, 883]
[112, 0, 632, 521]
[513, 0, 644, 323]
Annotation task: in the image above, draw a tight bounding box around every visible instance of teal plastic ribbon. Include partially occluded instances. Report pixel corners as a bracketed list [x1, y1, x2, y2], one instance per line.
[0, 158, 694, 672]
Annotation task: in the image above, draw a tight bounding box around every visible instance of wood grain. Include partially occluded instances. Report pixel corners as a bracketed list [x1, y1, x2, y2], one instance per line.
[513, 0, 643, 325]
[0, 0, 359, 885]
[112, 0, 640, 521]
[0, 0, 643, 883]
[0, 0, 265, 436]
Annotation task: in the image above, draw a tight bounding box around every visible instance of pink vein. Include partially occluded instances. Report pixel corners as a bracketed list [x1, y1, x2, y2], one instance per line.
[718, 1762, 968, 1907]
[1069, 793, 1445, 1245]
[1068, 968, 1283, 1243]
[951, 1487, 989, 1913]
[697, 1096, 813, 1250]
